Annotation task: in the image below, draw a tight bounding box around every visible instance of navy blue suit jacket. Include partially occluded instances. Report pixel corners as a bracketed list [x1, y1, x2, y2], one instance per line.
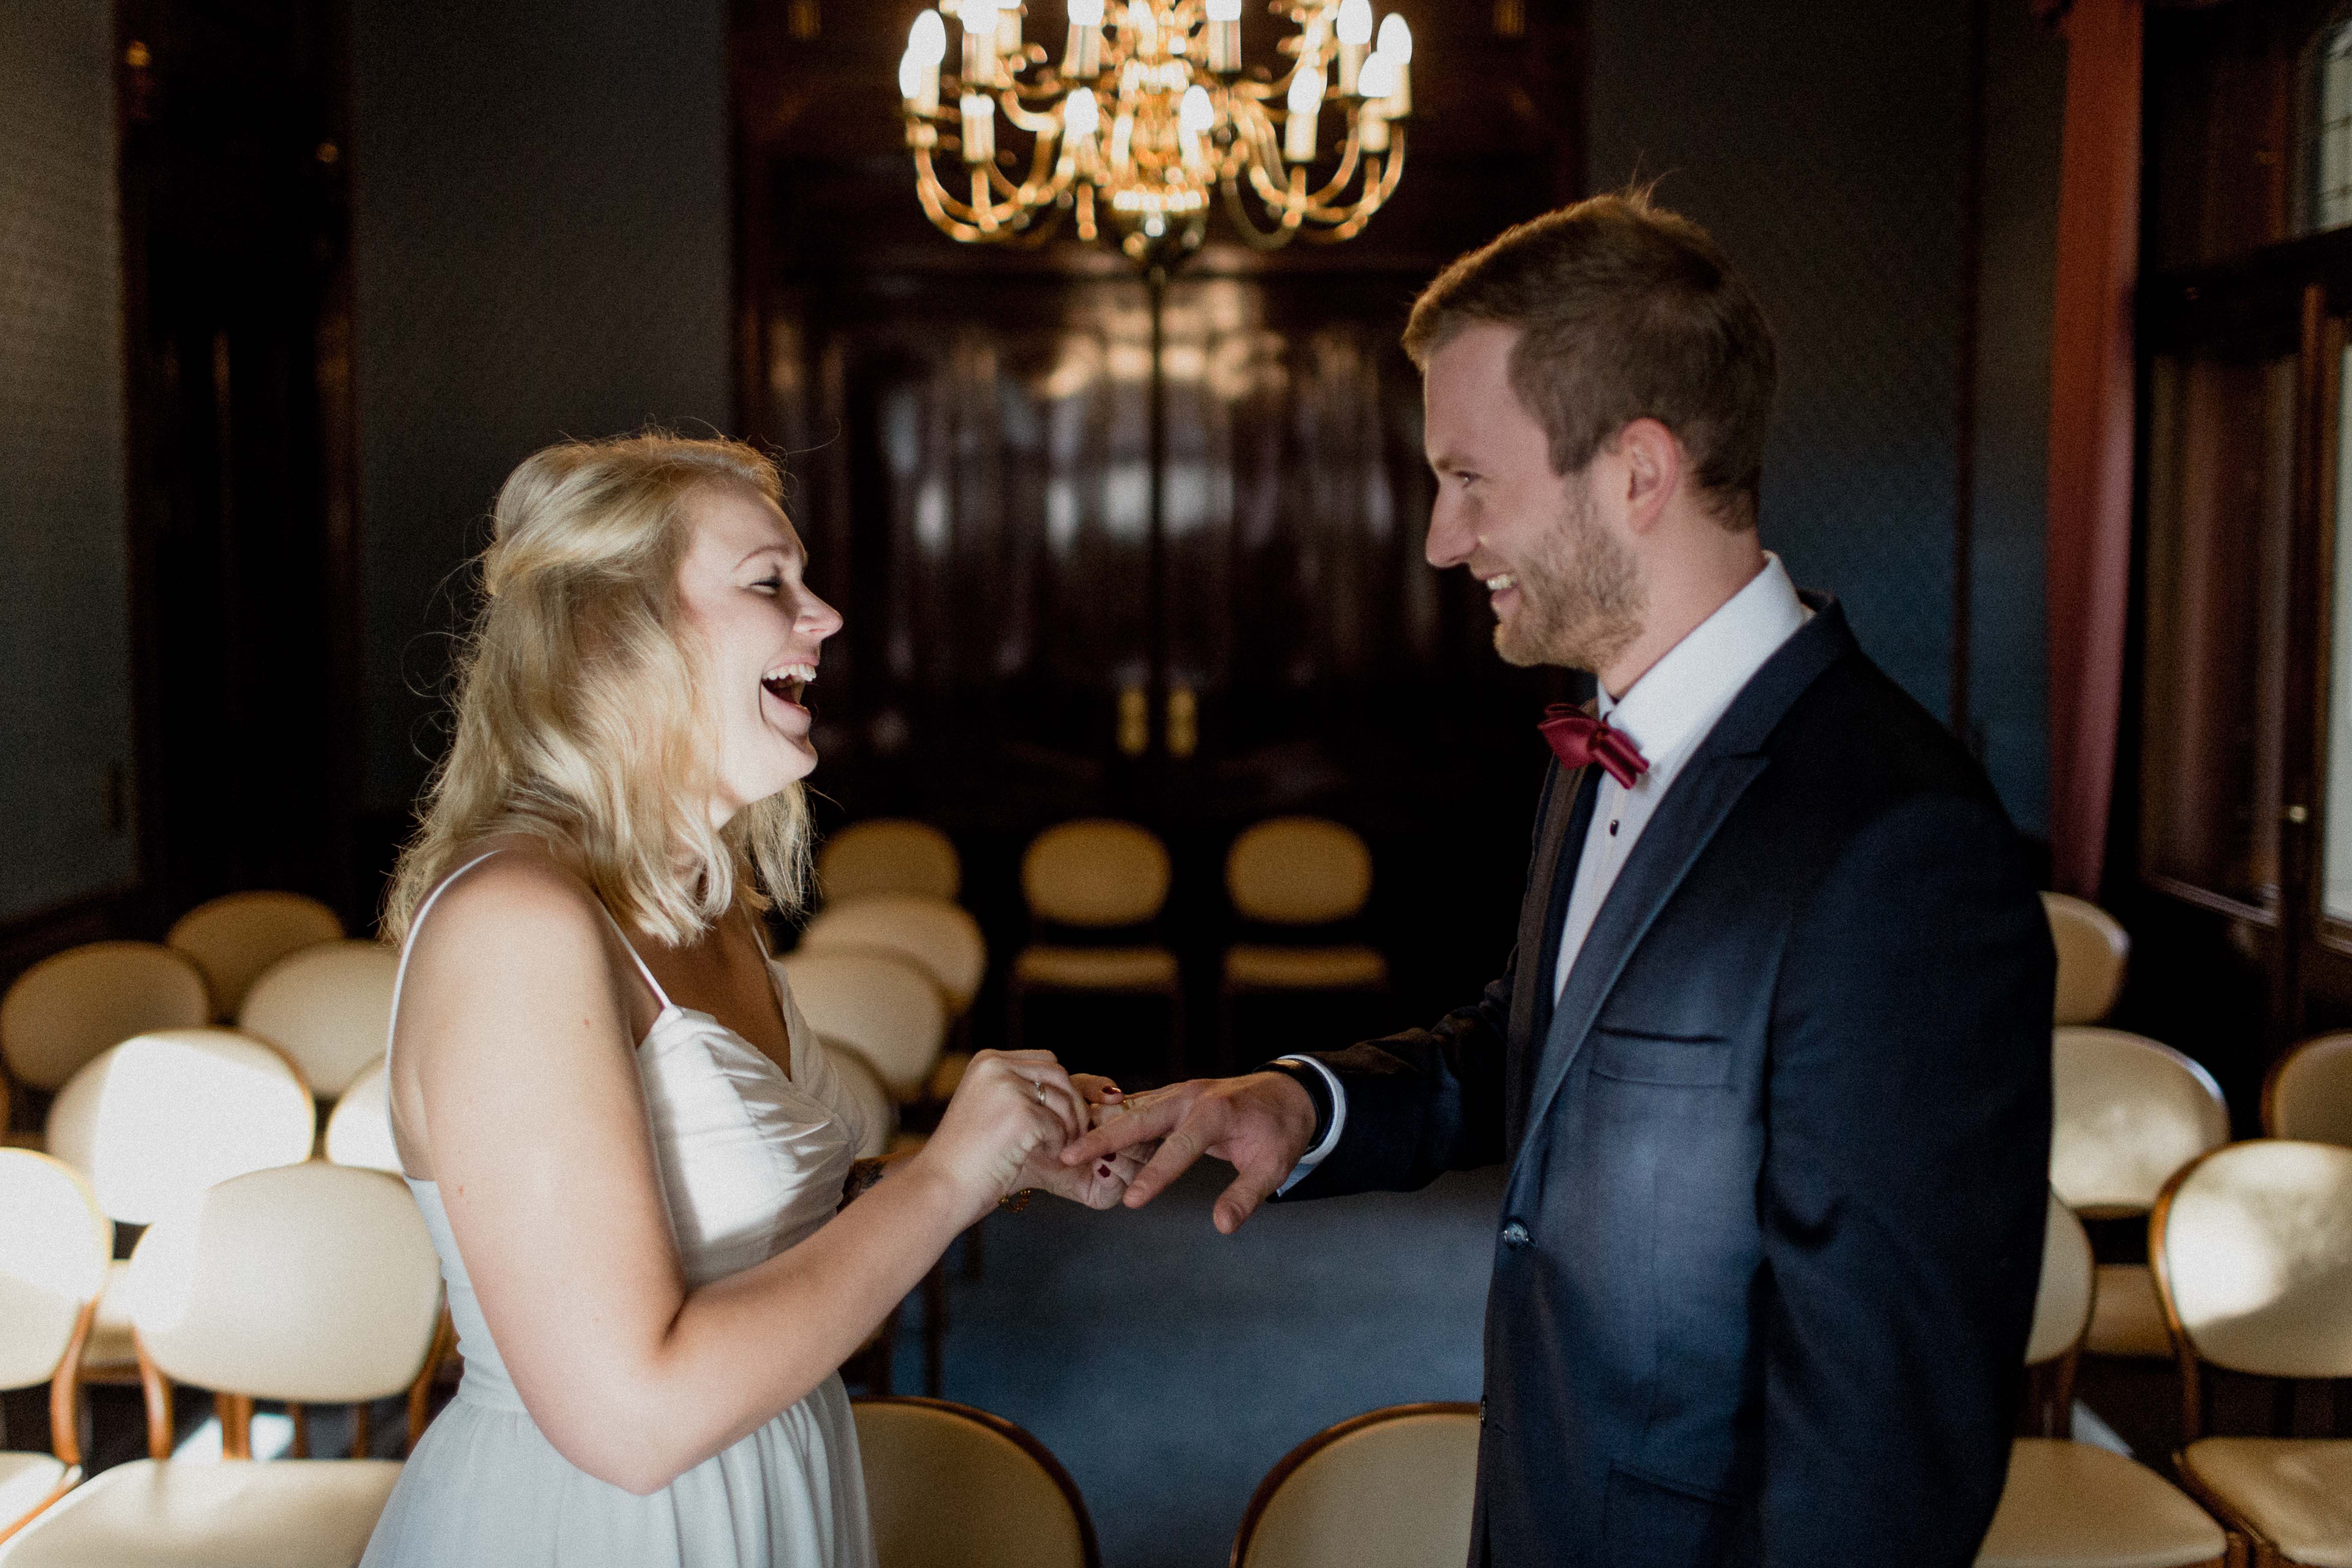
[1283, 596, 2053, 1566]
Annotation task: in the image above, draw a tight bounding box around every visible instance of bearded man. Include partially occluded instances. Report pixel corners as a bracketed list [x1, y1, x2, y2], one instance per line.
[1067, 192, 2054, 1564]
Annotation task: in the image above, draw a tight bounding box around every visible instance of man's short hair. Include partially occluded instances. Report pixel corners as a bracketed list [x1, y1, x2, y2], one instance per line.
[1403, 189, 1776, 530]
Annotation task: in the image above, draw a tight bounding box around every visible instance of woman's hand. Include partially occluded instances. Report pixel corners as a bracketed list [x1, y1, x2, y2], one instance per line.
[911, 1049, 1086, 1227]
[1013, 1075, 1147, 1209]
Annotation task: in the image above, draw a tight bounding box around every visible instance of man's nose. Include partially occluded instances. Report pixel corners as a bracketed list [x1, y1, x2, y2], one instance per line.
[1426, 499, 1472, 570]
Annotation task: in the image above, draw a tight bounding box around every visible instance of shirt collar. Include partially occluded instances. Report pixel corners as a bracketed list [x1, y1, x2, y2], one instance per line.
[1597, 552, 1808, 767]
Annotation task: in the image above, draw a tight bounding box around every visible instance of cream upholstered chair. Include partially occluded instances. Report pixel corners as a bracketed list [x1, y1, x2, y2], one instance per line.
[167, 892, 344, 1021]
[823, 1041, 899, 1162]
[1975, 1191, 2227, 1568]
[800, 895, 987, 1015]
[322, 1060, 400, 1175]
[1219, 817, 1386, 1065]
[2264, 1034, 2352, 1147]
[1231, 1402, 1479, 1568]
[0, 1161, 445, 1567]
[2152, 1139, 2352, 1568]
[44, 1029, 316, 1392]
[853, 1397, 1098, 1568]
[0, 1152, 110, 1548]
[2044, 893, 2129, 1027]
[1, 943, 209, 1096]
[801, 895, 989, 1102]
[819, 820, 962, 905]
[2052, 1027, 2232, 1361]
[1010, 820, 1181, 1077]
[238, 940, 399, 1102]
[780, 951, 947, 1103]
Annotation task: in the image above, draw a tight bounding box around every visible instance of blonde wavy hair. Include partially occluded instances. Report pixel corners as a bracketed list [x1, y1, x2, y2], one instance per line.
[383, 432, 812, 948]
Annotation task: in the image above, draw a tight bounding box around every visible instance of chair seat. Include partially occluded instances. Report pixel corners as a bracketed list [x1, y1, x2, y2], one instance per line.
[1223, 944, 1387, 991]
[2084, 1263, 2174, 1360]
[1976, 1439, 2227, 1567]
[0, 1454, 70, 1540]
[0, 1458, 403, 1567]
[2182, 1438, 2352, 1568]
[1014, 946, 1178, 991]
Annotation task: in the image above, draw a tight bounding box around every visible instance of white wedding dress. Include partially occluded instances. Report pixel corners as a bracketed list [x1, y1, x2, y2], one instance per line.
[360, 852, 878, 1568]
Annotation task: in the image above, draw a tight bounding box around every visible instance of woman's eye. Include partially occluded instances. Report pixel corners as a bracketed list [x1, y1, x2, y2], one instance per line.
[751, 576, 783, 595]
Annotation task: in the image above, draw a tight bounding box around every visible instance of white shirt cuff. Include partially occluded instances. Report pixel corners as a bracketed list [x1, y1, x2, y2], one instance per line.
[1271, 1055, 1348, 1197]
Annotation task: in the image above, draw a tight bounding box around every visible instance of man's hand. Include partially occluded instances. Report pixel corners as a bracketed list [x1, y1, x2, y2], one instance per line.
[1058, 1072, 1319, 1234]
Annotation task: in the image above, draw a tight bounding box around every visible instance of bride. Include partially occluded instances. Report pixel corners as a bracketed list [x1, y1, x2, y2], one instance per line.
[360, 432, 1136, 1566]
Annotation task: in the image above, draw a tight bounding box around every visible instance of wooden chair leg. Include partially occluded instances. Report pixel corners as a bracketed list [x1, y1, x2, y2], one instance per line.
[288, 1402, 309, 1458]
[352, 1399, 374, 1458]
[217, 1392, 253, 1459]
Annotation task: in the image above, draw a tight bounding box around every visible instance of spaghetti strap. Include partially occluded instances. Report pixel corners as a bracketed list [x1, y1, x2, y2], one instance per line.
[386, 850, 507, 1074]
[592, 901, 674, 1015]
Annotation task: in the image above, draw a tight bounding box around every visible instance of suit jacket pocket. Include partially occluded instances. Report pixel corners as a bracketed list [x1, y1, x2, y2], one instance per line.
[1588, 1029, 1732, 1087]
[1602, 1462, 1734, 1568]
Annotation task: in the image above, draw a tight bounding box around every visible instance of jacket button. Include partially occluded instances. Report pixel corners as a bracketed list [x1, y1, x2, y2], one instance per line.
[1500, 1220, 1531, 1248]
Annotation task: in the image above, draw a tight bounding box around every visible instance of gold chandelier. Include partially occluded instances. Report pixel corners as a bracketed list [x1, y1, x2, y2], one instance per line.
[897, 0, 1413, 269]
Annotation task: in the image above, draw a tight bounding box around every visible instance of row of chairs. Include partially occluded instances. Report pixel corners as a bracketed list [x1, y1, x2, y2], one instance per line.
[818, 816, 1390, 1078]
[0, 1147, 1459, 1568]
[1983, 1142, 2352, 1568]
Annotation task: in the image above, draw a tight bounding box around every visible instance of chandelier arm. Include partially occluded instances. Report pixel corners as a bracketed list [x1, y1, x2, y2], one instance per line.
[1000, 89, 1063, 136]
[1220, 174, 1302, 250]
[914, 145, 1036, 240]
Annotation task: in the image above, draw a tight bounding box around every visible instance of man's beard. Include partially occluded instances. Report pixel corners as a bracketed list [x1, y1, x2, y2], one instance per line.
[1493, 486, 1646, 673]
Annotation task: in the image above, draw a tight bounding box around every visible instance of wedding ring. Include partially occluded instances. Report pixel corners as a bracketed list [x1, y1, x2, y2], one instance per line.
[1034, 1081, 1046, 1105]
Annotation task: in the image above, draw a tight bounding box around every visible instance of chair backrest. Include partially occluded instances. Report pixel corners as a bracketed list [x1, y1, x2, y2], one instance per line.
[778, 951, 946, 1101]
[2264, 1032, 2352, 1145]
[1022, 820, 1169, 929]
[2042, 892, 2129, 1026]
[853, 1396, 1098, 1568]
[166, 891, 345, 1020]
[45, 1029, 316, 1226]
[0, 1150, 111, 1394]
[125, 1160, 442, 1403]
[2050, 1027, 2231, 1215]
[799, 895, 988, 1013]
[323, 1058, 402, 1174]
[0, 941, 211, 1092]
[2152, 1139, 2352, 1379]
[2024, 1190, 2095, 1368]
[1233, 1403, 1480, 1568]
[1225, 817, 1374, 927]
[821, 1042, 896, 1160]
[820, 820, 962, 905]
[237, 939, 400, 1099]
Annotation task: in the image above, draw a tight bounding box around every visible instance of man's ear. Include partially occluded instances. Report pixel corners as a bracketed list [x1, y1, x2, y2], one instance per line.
[1612, 418, 1684, 537]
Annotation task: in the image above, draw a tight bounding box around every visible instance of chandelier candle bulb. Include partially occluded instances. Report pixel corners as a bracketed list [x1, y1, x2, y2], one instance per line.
[1126, 0, 1157, 57]
[1063, 0, 1104, 77]
[1355, 50, 1394, 147]
[1204, 0, 1242, 73]
[900, 49, 940, 116]
[1284, 59, 1323, 162]
[996, 6, 1023, 59]
[960, 91, 996, 164]
[1375, 13, 1411, 114]
[1335, 0, 1373, 93]
[1178, 83, 1214, 170]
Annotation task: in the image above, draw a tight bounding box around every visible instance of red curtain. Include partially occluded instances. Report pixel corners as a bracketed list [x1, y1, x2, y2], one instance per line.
[2045, 0, 2141, 898]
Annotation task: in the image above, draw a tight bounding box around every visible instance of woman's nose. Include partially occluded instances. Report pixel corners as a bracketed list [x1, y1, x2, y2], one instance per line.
[802, 592, 843, 638]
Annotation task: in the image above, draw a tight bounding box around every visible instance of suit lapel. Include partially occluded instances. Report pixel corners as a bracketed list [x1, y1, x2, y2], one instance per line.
[1507, 593, 1860, 1184]
[1507, 760, 1596, 1158]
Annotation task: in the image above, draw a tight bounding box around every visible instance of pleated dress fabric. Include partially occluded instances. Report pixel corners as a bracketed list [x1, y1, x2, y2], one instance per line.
[359, 854, 878, 1568]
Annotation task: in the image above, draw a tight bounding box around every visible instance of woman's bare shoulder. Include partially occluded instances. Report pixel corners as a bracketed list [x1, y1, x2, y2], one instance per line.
[402, 840, 619, 1005]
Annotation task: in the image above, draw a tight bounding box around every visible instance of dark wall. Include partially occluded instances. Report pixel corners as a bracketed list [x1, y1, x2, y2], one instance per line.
[1, 0, 138, 921]
[347, 0, 734, 823]
[1588, 0, 2062, 837]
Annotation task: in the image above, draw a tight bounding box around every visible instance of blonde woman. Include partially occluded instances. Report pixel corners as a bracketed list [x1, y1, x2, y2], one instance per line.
[361, 434, 1134, 1568]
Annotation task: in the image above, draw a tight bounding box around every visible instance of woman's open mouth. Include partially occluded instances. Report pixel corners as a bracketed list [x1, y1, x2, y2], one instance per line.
[761, 663, 816, 711]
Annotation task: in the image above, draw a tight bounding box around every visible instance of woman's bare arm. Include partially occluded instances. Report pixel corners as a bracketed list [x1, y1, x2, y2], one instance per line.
[395, 854, 1074, 1495]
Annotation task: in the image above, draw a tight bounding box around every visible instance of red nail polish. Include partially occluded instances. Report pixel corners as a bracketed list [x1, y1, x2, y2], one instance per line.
[1097, 1164, 1113, 1178]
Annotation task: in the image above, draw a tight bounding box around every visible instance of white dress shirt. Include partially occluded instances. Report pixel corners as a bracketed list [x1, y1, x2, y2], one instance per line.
[1276, 554, 1808, 1194]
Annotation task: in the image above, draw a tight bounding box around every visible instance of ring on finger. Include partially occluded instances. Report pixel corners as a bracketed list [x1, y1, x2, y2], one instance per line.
[1034, 1080, 1046, 1105]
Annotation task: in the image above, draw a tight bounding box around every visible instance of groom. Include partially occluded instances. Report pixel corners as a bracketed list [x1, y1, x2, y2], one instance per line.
[1066, 192, 2053, 1564]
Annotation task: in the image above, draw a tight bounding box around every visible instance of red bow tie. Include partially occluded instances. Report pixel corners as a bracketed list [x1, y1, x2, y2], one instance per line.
[1539, 705, 1651, 789]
